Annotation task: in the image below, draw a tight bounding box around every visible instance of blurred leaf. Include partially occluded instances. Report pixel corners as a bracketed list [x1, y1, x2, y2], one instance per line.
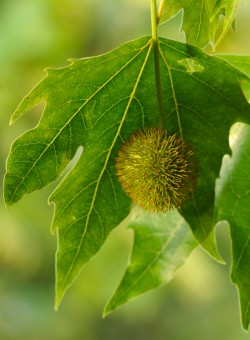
[216, 123, 250, 330]
[215, 55, 250, 331]
[212, 0, 240, 48]
[4, 36, 250, 307]
[159, 0, 240, 48]
[104, 208, 196, 315]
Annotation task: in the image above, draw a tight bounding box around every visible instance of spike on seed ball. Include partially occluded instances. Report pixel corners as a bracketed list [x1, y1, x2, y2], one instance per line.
[116, 128, 198, 212]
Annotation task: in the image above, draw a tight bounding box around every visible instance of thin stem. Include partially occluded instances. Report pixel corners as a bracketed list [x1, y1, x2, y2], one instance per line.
[151, 0, 158, 42]
[151, 0, 165, 129]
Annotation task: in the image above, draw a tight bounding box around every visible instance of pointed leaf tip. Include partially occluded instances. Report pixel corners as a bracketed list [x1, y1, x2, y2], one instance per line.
[104, 209, 196, 314]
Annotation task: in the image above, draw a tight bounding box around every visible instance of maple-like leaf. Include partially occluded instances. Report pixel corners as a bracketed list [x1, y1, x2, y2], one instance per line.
[4, 36, 250, 309]
[159, 0, 240, 48]
[215, 55, 250, 331]
[216, 123, 250, 331]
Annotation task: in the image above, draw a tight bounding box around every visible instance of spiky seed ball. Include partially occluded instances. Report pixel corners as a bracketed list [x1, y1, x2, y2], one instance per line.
[116, 128, 198, 212]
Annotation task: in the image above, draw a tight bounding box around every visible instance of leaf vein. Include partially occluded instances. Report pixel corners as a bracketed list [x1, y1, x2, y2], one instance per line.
[60, 41, 153, 288]
[9, 41, 151, 205]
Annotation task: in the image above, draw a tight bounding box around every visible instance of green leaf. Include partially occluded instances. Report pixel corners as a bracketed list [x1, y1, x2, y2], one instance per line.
[215, 55, 250, 331]
[211, 0, 240, 48]
[104, 208, 196, 315]
[216, 123, 250, 330]
[218, 55, 250, 100]
[4, 36, 250, 306]
[159, 0, 240, 48]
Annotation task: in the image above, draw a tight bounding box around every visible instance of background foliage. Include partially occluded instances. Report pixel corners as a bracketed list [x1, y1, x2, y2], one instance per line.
[1, 0, 250, 339]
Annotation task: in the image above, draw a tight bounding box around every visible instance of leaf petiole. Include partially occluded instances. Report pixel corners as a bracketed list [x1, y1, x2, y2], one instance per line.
[151, 0, 165, 128]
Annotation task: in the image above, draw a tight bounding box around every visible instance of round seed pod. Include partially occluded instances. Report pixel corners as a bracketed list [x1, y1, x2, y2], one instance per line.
[116, 128, 198, 212]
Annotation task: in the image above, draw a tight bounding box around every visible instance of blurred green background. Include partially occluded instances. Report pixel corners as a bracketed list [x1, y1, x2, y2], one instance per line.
[1, 1, 250, 339]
